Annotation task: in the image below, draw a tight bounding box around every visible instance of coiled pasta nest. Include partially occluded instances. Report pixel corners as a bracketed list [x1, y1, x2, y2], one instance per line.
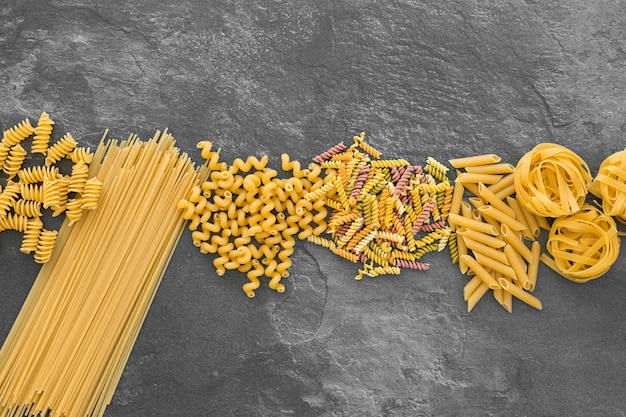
[546, 205, 620, 283]
[592, 147, 626, 221]
[514, 143, 591, 217]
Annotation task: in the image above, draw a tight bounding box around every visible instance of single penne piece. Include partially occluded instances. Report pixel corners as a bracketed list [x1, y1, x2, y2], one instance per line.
[461, 254, 500, 289]
[498, 277, 542, 310]
[477, 183, 516, 218]
[486, 172, 514, 195]
[457, 229, 469, 274]
[500, 281, 513, 313]
[535, 213, 551, 231]
[465, 163, 515, 175]
[463, 274, 483, 301]
[470, 203, 501, 232]
[461, 200, 474, 218]
[467, 282, 490, 312]
[514, 197, 541, 238]
[456, 227, 505, 249]
[478, 205, 527, 232]
[455, 172, 503, 185]
[448, 213, 499, 236]
[506, 196, 536, 241]
[527, 241, 541, 292]
[462, 182, 480, 197]
[463, 237, 509, 265]
[468, 196, 485, 211]
[503, 244, 531, 290]
[449, 180, 465, 221]
[500, 223, 533, 262]
[473, 251, 516, 280]
[492, 287, 504, 306]
[449, 154, 501, 169]
[493, 183, 517, 200]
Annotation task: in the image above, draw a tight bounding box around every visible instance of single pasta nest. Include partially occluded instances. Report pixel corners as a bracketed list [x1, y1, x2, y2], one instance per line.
[592, 147, 626, 221]
[514, 143, 591, 217]
[545, 204, 620, 283]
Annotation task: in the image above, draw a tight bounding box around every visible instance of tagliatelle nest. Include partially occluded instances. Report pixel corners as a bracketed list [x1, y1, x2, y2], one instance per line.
[592, 147, 626, 222]
[514, 143, 591, 217]
[544, 205, 620, 283]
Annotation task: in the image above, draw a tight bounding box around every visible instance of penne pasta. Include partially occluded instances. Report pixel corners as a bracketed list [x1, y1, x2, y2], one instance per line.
[527, 241, 541, 292]
[498, 277, 542, 310]
[465, 163, 515, 175]
[461, 255, 500, 289]
[456, 227, 505, 249]
[503, 244, 531, 290]
[467, 282, 490, 312]
[448, 213, 499, 236]
[478, 205, 527, 232]
[449, 154, 501, 168]
[455, 172, 503, 185]
[500, 224, 533, 262]
[477, 183, 516, 218]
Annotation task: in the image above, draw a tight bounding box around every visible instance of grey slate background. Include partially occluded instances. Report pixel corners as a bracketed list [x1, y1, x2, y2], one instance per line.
[1, 0, 626, 416]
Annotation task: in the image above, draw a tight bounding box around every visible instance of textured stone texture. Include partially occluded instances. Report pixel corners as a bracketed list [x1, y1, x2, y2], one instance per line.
[1, 1, 626, 416]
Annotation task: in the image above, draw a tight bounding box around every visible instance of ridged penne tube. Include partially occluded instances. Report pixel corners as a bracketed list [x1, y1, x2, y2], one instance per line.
[500, 224, 533, 263]
[461, 255, 500, 289]
[449, 154, 501, 169]
[506, 196, 535, 240]
[467, 282, 490, 312]
[463, 275, 483, 301]
[464, 163, 515, 175]
[473, 252, 516, 280]
[486, 172, 515, 195]
[477, 205, 527, 232]
[503, 244, 531, 290]
[456, 227, 505, 249]
[448, 213, 499, 236]
[477, 183, 516, 218]
[527, 241, 541, 292]
[498, 278, 542, 310]
[455, 172, 503, 185]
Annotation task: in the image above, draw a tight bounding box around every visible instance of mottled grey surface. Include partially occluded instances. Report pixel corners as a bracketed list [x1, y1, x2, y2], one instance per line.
[1, 0, 626, 416]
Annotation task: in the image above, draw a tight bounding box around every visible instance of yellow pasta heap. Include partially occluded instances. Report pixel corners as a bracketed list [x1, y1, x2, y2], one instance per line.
[178, 142, 326, 297]
[541, 204, 620, 283]
[0, 129, 206, 417]
[0, 113, 101, 263]
[448, 153, 548, 312]
[590, 147, 626, 221]
[514, 143, 591, 217]
[307, 132, 453, 279]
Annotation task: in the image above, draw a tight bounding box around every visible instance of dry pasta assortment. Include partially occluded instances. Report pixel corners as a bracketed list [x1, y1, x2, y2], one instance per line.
[0, 113, 102, 263]
[1, 112, 626, 417]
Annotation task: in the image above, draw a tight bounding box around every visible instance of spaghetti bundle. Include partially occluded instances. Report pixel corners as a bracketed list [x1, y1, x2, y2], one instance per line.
[0, 130, 206, 417]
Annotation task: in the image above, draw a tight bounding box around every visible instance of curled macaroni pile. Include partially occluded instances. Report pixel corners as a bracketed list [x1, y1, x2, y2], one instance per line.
[178, 142, 327, 297]
[514, 143, 591, 217]
[0, 113, 102, 263]
[542, 205, 620, 283]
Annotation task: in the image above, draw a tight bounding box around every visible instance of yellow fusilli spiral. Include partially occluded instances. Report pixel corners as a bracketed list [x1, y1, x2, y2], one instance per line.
[20, 183, 44, 202]
[0, 213, 29, 232]
[3, 144, 27, 179]
[544, 204, 620, 283]
[20, 217, 43, 255]
[0, 182, 20, 216]
[69, 146, 94, 164]
[45, 133, 78, 165]
[65, 198, 84, 226]
[32, 112, 54, 154]
[2, 118, 35, 148]
[34, 229, 58, 264]
[81, 177, 103, 210]
[12, 199, 42, 217]
[514, 143, 591, 217]
[17, 165, 60, 184]
[69, 161, 89, 194]
[370, 159, 410, 168]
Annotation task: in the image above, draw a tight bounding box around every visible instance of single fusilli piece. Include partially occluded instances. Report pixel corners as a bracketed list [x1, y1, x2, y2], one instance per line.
[32, 112, 54, 154]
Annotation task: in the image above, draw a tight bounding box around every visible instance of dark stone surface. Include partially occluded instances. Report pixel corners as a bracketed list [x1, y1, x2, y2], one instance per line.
[1, 0, 626, 416]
